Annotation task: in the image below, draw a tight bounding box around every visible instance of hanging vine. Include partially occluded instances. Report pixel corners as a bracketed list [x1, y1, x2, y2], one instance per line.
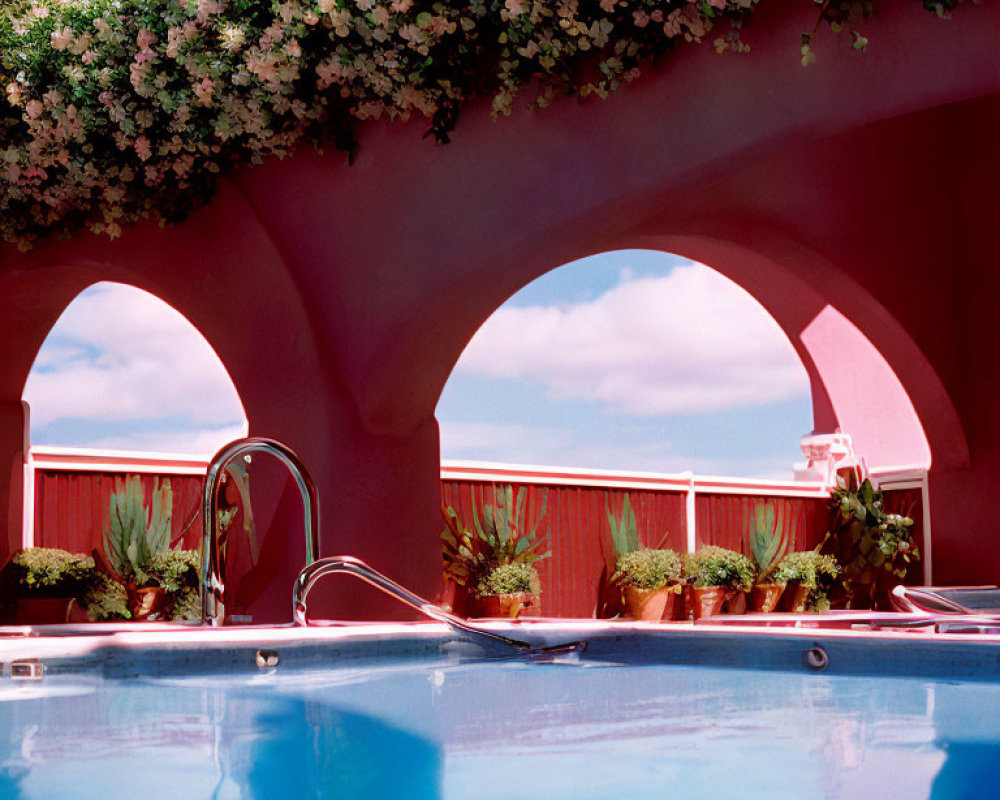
[0, 0, 968, 250]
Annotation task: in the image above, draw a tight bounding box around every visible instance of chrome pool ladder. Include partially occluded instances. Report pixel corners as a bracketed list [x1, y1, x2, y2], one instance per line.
[201, 437, 320, 626]
[293, 555, 587, 657]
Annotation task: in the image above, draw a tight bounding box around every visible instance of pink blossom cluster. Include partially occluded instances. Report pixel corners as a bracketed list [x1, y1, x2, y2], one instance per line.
[0, 0, 934, 249]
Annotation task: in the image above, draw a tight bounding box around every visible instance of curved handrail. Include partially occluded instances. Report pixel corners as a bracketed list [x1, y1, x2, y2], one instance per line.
[201, 437, 320, 626]
[293, 555, 549, 653]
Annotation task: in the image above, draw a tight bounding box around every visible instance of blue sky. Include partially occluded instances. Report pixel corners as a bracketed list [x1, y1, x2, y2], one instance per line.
[23, 251, 813, 476]
[436, 251, 813, 477]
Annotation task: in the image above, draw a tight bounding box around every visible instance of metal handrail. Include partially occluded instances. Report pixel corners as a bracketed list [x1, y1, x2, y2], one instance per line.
[292, 555, 587, 657]
[201, 437, 320, 626]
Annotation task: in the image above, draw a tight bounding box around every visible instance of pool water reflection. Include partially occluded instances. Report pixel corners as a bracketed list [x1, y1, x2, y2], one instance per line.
[0, 660, 997, 799]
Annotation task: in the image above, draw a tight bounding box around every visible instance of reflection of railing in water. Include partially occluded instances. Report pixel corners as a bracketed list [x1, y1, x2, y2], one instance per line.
[201, 437, 320, 626]
[293, 555, 588, 657]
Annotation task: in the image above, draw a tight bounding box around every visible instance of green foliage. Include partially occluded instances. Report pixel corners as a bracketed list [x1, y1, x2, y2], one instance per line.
[607, 494, 669, 557]
[772, 551, 841, 588]
[144, 548, 199, 594]
[12, 548, 96, 595]
[0, 0, 962, 249]
[83, 574, 131, 621]
[612, 548, 682, 590]
[170, 587, 202, 622]
[477, 562, 539, 598]
[682, 546, 755, 591]
[103, 476, 173, 586]
[441, 484, 549, 590]
[772, 550, 841, 612]
[744, 501, 795, 580]
[824, 475, 920, 607]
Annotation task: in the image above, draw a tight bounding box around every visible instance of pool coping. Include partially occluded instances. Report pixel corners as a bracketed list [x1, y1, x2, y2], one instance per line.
[1, 615, 1000, 664]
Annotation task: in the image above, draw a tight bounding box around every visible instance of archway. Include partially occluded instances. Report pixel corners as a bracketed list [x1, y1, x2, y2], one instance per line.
[23, 281, 247, 454]
[438, 250, 815, 477]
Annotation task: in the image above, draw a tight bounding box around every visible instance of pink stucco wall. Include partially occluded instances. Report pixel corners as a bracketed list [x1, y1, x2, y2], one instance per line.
[0, 0, 998, 616]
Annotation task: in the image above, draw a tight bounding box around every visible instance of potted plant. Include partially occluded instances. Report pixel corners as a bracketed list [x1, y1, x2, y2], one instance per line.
[477, 562, 541, 618]
[682, 546, 755, 619]
[101, 475, 198, 620]
[772, 550, 841, 612]
[612, 547, 683, 621]
[598, 493, 677, 619]
[745, 502, 796, 613]
[441, 483, 550, 619]
[822, 474, 920, 609]
[8, 548, 97, 624]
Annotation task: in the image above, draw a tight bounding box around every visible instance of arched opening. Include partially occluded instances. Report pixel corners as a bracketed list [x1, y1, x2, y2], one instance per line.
[23, 281, 247, 454]
[13, 282, 249, 622]
[436, 249, 936, 616]
[439, 248, 928, 478]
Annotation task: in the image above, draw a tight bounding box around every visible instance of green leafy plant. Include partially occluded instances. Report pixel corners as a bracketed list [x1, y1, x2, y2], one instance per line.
[682, 546, 755, 591]
[82, 574, 132, 621]
[745, 501, 795, 582]
[169, 587, 202, 622]
[143, 548, 199, 594]
[441, 484, 549, 592]
[612, 548, 682, 590]
[823, 474, 920, 608]
[607, 494, 669, 557]
[12, 548, 96, 596]
[477, 562, 539, 598]
[103, 475, 172, 587]
[772, 550, 841, 611]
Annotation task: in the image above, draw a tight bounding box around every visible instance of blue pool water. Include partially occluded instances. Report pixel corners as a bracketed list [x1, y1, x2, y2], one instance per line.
[0, 644, 998, 800]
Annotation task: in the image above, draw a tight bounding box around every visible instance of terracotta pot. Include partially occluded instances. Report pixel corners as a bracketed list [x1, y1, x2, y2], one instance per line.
[780, 582, 812, 613]
[725, 590, 747, 615]
[623, 585, 680, 621]
[480, 592, 540, 618]
[439, 577, 459, 614]
[685, 586, 727, 620]
[15, 596, 74, 625]
[130, 587, 167, 620]
[749, 583, 785, 613]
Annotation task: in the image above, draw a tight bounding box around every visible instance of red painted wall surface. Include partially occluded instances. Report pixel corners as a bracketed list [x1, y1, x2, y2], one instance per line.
[32, 470, 204, 555]
[1, 0, 997, 615]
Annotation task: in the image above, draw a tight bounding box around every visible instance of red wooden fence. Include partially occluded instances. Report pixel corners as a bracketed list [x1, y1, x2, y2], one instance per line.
[24, 449, 931, 618]
[33, 471, 204, 554]
[441, 480, 688, 617]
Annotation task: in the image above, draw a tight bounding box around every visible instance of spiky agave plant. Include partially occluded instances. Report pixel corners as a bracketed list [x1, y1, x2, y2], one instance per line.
[103, 476, 172, 586]
[470, 484, 550, 575]
[606, 493, 669, 557]
[745, 501, 796, 582]
[441, 484, 550, 592]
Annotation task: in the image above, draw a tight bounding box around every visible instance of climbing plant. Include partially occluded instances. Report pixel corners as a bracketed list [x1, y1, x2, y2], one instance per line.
[0, 0, 968, 249]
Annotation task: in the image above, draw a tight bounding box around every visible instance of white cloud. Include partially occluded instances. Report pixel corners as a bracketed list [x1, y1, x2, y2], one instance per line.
[23, 282, 247, 439]
[456, 264, 809, 416]
[76, 424, 249, 457]
[440, 420, 793, 477]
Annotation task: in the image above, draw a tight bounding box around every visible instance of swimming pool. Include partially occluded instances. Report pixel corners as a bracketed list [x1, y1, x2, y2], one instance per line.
[0, 622, 997, 799]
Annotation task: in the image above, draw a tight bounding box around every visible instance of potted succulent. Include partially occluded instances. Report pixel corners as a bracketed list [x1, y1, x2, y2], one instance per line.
[745, 502, 796, 613]
[772, 550, 841, 612]
[441, 483, 550, 619]
[682, 546, 755, 619]
[8, 548, 97, 624]
[612, 547, 683, 621]
[100, 475, 200, 621]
